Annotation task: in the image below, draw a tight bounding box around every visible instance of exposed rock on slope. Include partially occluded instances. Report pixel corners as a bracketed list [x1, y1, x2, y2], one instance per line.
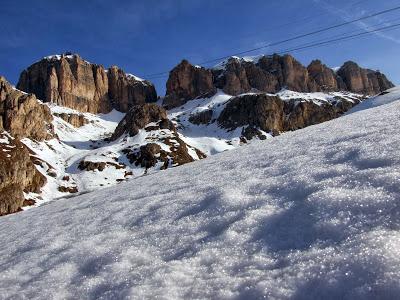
[0, 76, 53, 141]
[163, 54, 393, 108]
[111, 103, 205, 169]
[52, 112, 88, 128]
[164, 60, 216, 109]
[218, 93, 362, 135]
[0, 132, 46, 215]
[17, 54, 157, 113]
[111, 103, 170, 139]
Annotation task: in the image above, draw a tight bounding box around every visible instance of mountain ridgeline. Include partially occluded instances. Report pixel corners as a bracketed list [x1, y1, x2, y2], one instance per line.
[0, 52, 395, 216]
[163, 54, 394, 108]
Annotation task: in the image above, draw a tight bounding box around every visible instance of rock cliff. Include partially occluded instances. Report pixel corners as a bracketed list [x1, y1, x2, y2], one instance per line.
[0, 132, 46, 215]
[17, 54, 157, 113]
[163, 54, 394, 108]
[0, 76, 53, 141]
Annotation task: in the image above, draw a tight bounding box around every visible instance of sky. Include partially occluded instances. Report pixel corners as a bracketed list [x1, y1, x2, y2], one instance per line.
[1, 0, 399, 95]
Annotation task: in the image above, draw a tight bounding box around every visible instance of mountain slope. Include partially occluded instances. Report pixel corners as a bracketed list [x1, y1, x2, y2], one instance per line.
[1, 93, 399, 299]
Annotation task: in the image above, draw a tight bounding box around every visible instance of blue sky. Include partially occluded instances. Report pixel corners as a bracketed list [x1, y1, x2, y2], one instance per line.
[1, 0, 399, 95]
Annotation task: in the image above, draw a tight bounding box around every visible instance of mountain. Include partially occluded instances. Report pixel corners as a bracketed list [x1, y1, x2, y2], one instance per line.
[0, 53, 393, 215]
[163, 54, 393, 109]
[0, 88, 399, 299]
[17, 53, 157, 113]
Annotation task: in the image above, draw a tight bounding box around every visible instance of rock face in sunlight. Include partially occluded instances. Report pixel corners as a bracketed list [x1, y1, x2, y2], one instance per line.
[337, 61, 394, 95]
[17, 54, 157, 113]
[164, 60, 216, 109]
[0, 132, 46, 215]
[0, 76, 53, 141]
[163, 54, 394, 108]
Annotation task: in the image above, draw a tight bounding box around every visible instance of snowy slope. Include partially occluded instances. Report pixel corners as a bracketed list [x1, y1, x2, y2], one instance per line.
[1, 94, 399, 299]
[347, 86, 400, 114]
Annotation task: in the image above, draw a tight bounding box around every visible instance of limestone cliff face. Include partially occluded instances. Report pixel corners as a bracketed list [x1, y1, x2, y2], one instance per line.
[0, 76, 53, 141]
[107, 66, 157, 112]
[337, 61, 394, 95]
[163, 54, 394, 108]
[17, 54, 157, 113]
[163, 60, 216, 109]
[0, 132, 46, 216]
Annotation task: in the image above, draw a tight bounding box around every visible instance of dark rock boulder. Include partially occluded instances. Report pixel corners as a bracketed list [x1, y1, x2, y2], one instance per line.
[218, 94, 285, 135]
[163, 60, 216, 109]
[111, 103, 169, 139]
[188, 109, 214, 125]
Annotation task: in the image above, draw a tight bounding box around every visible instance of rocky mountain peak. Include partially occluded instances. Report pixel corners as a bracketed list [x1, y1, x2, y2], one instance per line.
[163, 59, 216, 109]
[17, 54, 157, 114]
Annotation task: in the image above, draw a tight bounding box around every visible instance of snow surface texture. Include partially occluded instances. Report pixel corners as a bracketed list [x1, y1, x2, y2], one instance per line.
[1, 93, 400, 299]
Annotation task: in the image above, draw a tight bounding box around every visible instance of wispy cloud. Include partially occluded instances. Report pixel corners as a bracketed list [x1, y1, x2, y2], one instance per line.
[313, 0, 400, 44]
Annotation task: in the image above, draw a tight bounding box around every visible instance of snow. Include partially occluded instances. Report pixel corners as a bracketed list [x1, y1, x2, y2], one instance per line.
[347, 86, 400, 114]
[212, 55, 265, 70]
[126, 73, 145, 82]
[1, 94, 400, 299]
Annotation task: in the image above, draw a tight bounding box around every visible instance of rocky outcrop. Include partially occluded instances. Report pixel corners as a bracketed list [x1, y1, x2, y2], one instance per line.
[0, 132, 46, 215]
[218, 94, 285, 135]
[107, 66, 157, 112]
[17, 54, 157, 113]
[188, 109, 214, 125]
[337, 61, 394, 95]
[111, 103, 169, 139]
[0, 76, 53, 141]
[218, 93, 361, 135]
[53, 112, 88, 127]
[164, 55, 394, 107]
[163, 60, 216, 109]
[78, 159, 125, 172]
